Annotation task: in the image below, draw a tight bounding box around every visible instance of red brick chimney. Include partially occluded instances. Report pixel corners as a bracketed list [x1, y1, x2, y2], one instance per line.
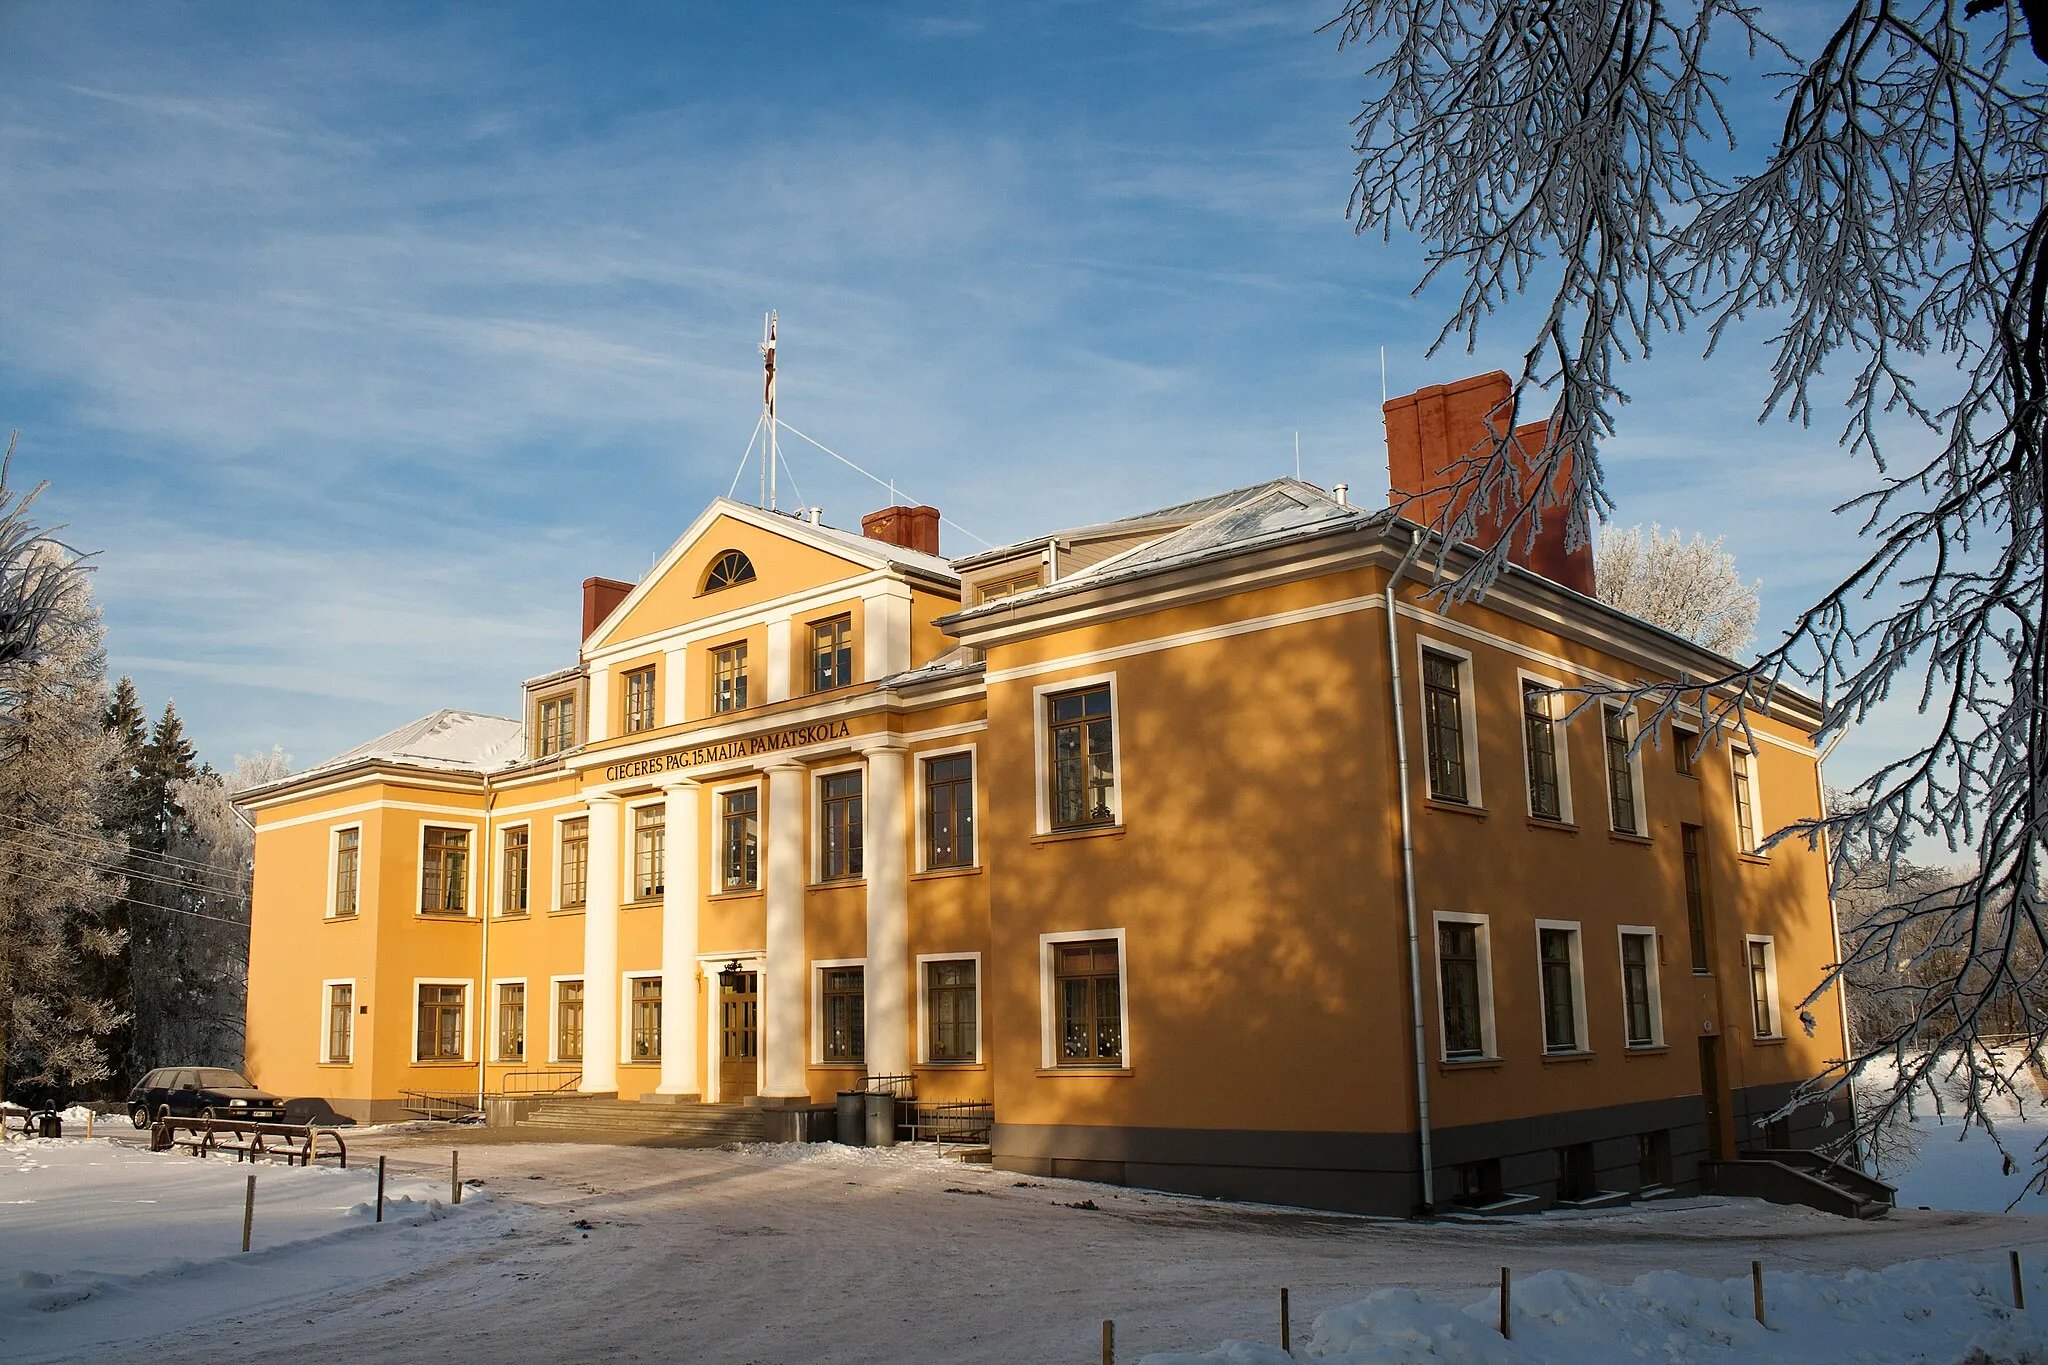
[1381, 371, 1594, 596]
[860, 504, 941, 557]
[582, 576, 633, 641]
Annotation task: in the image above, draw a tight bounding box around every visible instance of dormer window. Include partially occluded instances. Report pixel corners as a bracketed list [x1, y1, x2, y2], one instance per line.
[536, 694, 577, 757]
[702, 550, 757, 593]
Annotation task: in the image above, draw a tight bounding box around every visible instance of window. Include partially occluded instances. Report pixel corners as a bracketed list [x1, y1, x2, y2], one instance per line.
[1523, 681, 1563, 821]
[325, 982, 353, 1062]
[978, 571, 1040, 603]
[1422, 650, 1468, 803]
[497, 982, 525, 1061]
[416, 984, 466, 1061]
[822, 967, 864, 1062]
[702, 549, 757, 593]
[633, 804, 665, 900]
[1437, 920, 1487, 1058]
[925, 753, 975, 868]
[624, 667, 657, 733]
[1048, 685, 1116, 829]
[1604, 706, 1641, 834]
[1732, 748, 1759, 852]
[720, 788, 759, 890]
[1682, 824, 1710, 973]
[420, 827, 469, 915]
[1054, 939, 1123, 1066]
[1747, 937, 1780, 1037]
[1538, 925, 1582, 1053]
[1672, 725, 1697, 776]
[560, 817, 589, 909]
[555, 980, 584, 1062]
[1451, 1158, 1504, 1208]
[537, 694, 576, 757]
[926, 959, 977, 1062]
[630, 977, 662, 1061]
[820, 772, 863, 880]
[500, 827, 530, 916]
[332, 827, 360, 917]
[712, 643, 749, 714]
[1556, 1142, 1597, 1202]
[1638, 1130, 1672, 1189]
[810, 616, 853, 692]
[1620, 929, 1660, 1047]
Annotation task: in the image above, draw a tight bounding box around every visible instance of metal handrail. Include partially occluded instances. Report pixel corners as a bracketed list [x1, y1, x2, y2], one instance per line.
[499, 1068, 582, 1097]
[398, 1089, 485, 1121]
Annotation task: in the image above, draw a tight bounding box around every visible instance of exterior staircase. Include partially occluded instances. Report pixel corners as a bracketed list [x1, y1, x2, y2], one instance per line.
[513, 1098, 768, 1146]
[1702, 1148, 1896, 1219]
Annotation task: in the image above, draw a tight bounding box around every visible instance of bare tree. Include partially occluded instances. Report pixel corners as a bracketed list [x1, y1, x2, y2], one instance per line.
[1332, 0, 2048, 1167]
[1595, 523, 1761, 657]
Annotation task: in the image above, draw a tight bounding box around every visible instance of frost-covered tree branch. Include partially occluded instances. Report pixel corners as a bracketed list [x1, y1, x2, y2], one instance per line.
[1333, 0, 2048, 1173]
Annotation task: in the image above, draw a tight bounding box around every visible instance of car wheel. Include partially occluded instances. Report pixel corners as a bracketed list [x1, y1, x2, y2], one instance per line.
[200, 1106, 219, 1121]
[130, 1105, 150, 1130]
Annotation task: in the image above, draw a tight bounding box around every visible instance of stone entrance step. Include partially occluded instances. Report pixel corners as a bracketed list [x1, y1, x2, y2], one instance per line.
[514, 1097, 767, 1146]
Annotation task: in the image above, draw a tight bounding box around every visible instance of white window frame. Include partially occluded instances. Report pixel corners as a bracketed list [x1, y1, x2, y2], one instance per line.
[552, 811, 588, 914]
[496, 819, 533, 917]
[1038, 927, 1130, 1070]
[1615, 925, 1665, 1049]
[697, 950, 765, 1103]
[810, 759, 867, 884]
[1430, 911, 1498, 1060]
[411, 976, 473, 1063]
[1600, 703, 1649, 837]
[914, 743, 981, 873]
[491, 976, 529, 1063]
[1731, 745, 1765, 855]
[1031, 672, 1124, 835]
[1515, 669, 1574, 824]
[550, 974, 586, 1065]
[1533, 919, 1590, 1055]
[811, 956, 867, 1066]
[320, 977, 356, 1064]
[624, 797, 667, 903]
[1745, 934, 1783, 1038]
[327, 823, 363, 919]
[621, 970, 663, 1065]
[710, 778, 764, 892]
[916, 950, 983, 1064]
[1416, 637, 1483, 807]
[416, 821, 480, 918]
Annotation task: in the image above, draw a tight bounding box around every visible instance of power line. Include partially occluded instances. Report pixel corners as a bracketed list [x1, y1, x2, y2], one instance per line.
[0, 808, 248, 882]
[1, 858, 249, 930]
[0, 838, 248, 906]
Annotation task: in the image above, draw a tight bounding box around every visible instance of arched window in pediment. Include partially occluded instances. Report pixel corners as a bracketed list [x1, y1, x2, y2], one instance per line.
[702, 549, 758, 593]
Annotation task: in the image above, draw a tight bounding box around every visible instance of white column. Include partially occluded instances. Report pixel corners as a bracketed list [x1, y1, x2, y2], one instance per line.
[658, 778, 702, 1097]
[863, 740, 911, 1077]
[766, 617, 793, 703]
[761, 760, 808, 1098]
[862, 585, 912, 682]
[580, 795, 623, 1095]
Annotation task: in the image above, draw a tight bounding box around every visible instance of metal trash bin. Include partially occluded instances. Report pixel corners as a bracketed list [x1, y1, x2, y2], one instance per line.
[36, 1112, 61, 1139]
[836, 1091, 867, 1146]
[864, 1091, 897, 1148]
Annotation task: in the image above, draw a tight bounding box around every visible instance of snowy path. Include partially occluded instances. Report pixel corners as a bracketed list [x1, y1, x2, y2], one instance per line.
[44, 1134, 2040, 1365]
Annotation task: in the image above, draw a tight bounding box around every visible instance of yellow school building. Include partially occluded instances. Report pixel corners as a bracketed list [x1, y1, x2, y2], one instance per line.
[239, 373, 1852, 1215]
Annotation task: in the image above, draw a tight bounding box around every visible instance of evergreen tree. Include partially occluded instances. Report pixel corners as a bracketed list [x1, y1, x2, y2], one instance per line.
[123, 700, 204, 1074]
[0, 555, 124, 1102]
[91, 674, 148, 1081]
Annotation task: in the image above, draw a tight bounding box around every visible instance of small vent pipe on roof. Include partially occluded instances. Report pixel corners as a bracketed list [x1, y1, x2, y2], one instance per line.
[1334, 483, 1349, 506]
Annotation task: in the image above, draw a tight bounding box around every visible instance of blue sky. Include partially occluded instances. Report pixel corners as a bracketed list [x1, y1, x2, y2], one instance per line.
[1, 0, 1922, 802]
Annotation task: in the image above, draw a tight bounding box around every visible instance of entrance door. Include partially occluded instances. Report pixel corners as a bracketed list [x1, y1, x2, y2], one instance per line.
[1699, 1036, 1730, 1161]
[720, 971, 759, 1101]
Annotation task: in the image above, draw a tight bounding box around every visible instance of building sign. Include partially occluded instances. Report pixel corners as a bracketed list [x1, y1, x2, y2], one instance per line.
[601, 720, 854, 783]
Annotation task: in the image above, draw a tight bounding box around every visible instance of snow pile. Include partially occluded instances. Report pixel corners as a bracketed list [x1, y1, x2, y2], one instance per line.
[0, 1136, 480, 1325]
[1141, 1259, 2048, 1364]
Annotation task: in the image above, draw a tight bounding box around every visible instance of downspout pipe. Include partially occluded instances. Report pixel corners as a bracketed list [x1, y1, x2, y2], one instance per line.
[1384, 527, 1436, 1214]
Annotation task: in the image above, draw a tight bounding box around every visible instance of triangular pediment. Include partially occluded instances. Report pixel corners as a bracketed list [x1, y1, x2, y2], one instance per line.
[584, 499, 956, 654]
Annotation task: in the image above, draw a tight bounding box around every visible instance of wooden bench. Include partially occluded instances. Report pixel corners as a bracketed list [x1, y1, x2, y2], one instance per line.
[151, 1115, 348, 1167]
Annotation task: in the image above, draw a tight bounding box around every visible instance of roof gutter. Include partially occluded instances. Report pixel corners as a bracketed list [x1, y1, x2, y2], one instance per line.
[1384, 527, 1435, 1215]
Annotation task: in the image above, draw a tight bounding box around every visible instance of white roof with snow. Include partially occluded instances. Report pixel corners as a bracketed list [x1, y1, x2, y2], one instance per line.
[295, 709, 526, 780]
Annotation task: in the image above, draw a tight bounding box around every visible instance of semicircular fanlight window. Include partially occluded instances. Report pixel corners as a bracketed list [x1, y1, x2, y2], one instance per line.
[702, 549, 758, 593]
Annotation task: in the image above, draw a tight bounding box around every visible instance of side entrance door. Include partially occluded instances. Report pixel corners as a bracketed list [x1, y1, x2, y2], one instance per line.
[720, 971, 759, 1102]
[1698, 1036, 1732, 1161]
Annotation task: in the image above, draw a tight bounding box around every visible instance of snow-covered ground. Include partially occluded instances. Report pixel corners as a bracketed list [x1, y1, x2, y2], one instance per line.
[1141, 1258, 2048, 1363]
[10, 1127, 2048, 1363]
[2, 1135, 505, 1359]
[1860, 1052, 2048, 1215]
